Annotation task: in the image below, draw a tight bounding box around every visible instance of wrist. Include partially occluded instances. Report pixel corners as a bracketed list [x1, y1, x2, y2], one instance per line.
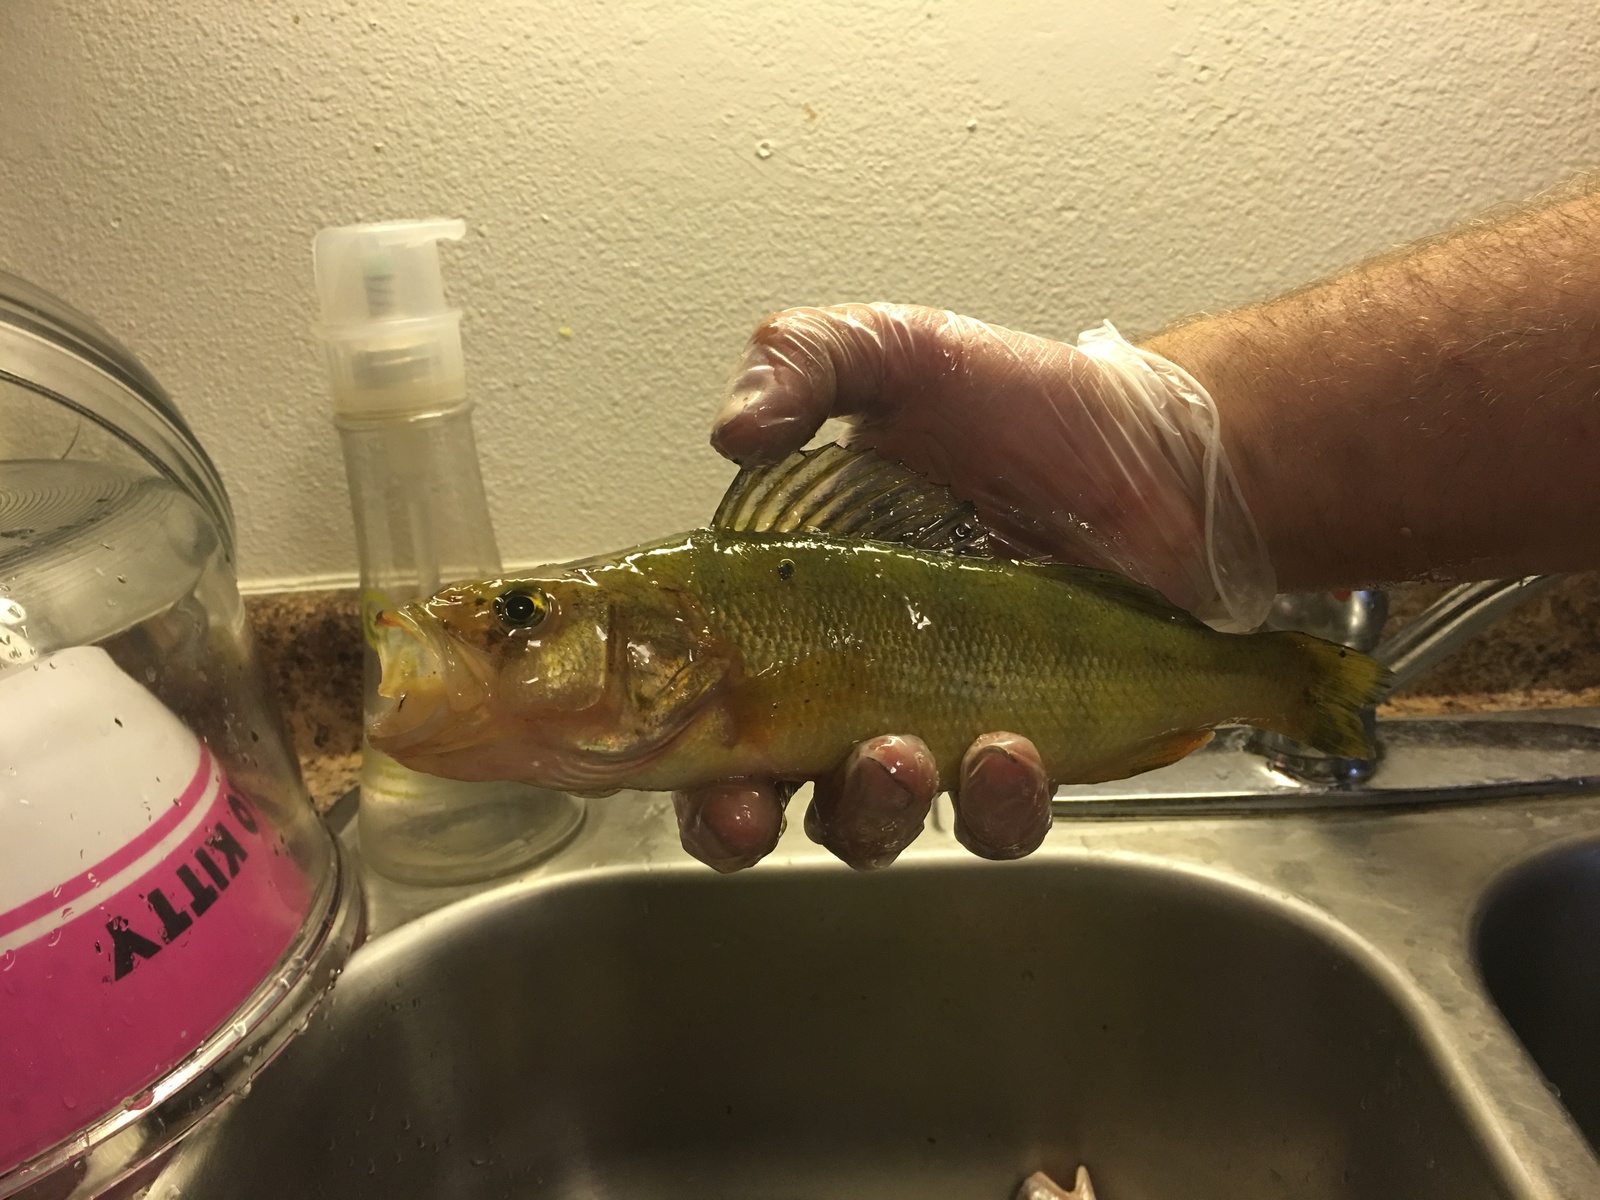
[1140, 315, 1297, 587]
[1076, 321, 1275, 631]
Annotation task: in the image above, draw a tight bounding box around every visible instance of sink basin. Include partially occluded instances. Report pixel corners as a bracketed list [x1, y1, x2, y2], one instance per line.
[1477, 838, 1600, 1154]
[157, 844, 1511, 1199]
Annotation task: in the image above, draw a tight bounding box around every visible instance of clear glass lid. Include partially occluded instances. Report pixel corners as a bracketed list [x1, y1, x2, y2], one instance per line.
[0, 269, 232, 557]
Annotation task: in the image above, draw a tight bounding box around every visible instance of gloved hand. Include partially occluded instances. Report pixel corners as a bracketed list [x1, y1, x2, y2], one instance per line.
[675, 302, 1274, 872]
[674, 731, 1055, 873]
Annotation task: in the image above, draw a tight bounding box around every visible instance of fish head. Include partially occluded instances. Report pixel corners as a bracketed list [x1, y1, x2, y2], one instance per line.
[368, 560, 733, 791]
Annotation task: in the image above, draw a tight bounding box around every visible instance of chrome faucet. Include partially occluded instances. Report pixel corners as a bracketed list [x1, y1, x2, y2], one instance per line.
[1260, 577, 1562, 783]
[1375, 576, 1565, 691]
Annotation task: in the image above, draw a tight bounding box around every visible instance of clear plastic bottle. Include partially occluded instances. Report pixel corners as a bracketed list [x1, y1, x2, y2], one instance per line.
[313, 219, 583, 885]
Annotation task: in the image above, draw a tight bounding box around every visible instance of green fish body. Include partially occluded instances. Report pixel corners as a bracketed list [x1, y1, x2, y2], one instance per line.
[369, 447, 1388, 796]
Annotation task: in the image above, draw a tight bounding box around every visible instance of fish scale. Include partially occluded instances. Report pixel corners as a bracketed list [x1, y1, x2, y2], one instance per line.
[632, 530, 1276, 787]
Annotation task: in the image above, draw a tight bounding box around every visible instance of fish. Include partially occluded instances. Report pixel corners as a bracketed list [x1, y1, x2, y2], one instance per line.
[368, 443, 1391, 797]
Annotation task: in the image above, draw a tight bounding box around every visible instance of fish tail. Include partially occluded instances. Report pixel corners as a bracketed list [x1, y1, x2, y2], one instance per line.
[1257, 632, 1393, 758]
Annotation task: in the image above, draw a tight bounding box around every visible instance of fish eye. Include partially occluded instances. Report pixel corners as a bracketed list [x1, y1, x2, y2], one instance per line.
[494, 588, 549, 630]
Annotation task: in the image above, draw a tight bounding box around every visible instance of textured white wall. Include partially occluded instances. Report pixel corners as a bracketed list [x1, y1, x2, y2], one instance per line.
[2, 1, 1596, 590]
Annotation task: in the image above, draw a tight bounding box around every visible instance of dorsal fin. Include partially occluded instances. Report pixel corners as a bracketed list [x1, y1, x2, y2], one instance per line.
[712, 443, 994, 556]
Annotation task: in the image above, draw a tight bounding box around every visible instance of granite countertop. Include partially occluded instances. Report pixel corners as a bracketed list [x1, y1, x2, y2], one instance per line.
[246, 575, 1600, 813]
[246, 590, 364, 812]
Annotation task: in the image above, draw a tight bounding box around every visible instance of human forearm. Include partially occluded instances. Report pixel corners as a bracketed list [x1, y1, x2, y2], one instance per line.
[1145, 183, 1600, 591]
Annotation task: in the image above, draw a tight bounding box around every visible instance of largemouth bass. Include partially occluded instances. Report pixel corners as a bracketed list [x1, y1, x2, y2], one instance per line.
[369, 445, 1389, 796]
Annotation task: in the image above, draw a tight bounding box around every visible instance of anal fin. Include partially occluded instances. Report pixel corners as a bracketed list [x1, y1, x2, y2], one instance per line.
[1087, 728, 1215, 782]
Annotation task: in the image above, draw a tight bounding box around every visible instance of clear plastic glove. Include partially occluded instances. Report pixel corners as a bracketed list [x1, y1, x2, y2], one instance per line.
[675, 302, 1274, 873]
[674, 732, 1054, 873]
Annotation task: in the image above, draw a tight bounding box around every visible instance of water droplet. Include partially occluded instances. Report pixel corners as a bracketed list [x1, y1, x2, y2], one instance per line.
[1, 950, 15, 971]
[755, 138, 774, 159]
[61, 1093, 77, 1110]
[50, 885, 62, 899]
[46, 929, 61, 947]
[125, 1089, 153, 1112]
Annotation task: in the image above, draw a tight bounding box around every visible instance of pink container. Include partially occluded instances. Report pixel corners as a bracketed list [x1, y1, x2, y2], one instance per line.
[0, 649, 317, 1171]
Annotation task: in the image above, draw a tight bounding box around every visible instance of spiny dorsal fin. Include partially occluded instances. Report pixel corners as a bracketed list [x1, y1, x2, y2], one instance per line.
[712, 443, 994, 556]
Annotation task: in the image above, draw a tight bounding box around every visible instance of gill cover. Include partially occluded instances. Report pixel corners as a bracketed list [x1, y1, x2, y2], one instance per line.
[566, 584, 732, 762]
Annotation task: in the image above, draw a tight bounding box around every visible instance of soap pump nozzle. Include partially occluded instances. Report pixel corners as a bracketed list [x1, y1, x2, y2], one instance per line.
[313, 218, 468, 419]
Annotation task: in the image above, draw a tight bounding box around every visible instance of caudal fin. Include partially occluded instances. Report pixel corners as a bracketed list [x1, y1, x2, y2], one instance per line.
[1262, 632, 1393, 758]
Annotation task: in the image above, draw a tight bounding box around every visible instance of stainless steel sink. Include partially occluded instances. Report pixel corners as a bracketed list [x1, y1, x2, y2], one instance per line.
[151, 770, 1600, 1199]
[1478, 838, 1600, 1156]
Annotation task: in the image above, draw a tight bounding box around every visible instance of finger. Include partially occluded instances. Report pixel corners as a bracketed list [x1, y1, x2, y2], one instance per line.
[711, 303, 927, 464]
[673, 780, 787, 873]
[805, 734, 938, 870]
[953, 732, 1053, 860]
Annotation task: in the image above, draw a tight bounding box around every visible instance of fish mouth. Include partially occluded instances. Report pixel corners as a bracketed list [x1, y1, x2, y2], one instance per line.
[368, 605, 491, 756]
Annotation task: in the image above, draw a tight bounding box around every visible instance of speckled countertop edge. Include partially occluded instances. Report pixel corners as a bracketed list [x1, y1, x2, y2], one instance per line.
[247, 575, 1600, 814]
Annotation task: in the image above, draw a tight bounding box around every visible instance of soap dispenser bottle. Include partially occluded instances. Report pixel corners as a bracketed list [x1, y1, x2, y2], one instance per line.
[312, 218, 582, 885]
